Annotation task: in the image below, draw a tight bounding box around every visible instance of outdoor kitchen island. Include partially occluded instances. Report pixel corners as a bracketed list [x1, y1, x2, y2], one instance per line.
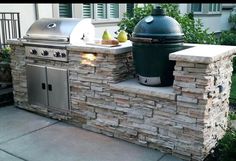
[8, 39, 236, 161]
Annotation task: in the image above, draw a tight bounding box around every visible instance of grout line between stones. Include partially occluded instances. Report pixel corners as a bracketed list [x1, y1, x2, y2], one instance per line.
[0, 121, 59, 145]
[0, 148, 28, 161]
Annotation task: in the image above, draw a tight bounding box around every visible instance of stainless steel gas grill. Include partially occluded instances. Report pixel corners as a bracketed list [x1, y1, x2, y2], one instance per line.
[23, 18, 95, 112]
[24, 18, 95, 62]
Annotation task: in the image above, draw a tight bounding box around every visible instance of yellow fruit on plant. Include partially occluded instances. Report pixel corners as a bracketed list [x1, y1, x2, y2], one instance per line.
[102, 29, 112, 40]
[117, 30, 128, 43]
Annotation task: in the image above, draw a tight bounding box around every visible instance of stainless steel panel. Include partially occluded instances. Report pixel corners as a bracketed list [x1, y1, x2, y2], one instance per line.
[25, 46, 68, 62]
[23, 38, 69, 45]
[26, 64, 48, 106]
[47, 67, 69, 110]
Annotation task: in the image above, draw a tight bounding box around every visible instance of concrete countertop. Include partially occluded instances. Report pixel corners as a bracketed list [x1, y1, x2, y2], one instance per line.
[7, 38, 25, 46]
[67, 40, 132, 54]
[110, 79, 176, 101]
[8, 38, 236, 63]
[170, 44, 236, 63]
[7, 38, 132, 55]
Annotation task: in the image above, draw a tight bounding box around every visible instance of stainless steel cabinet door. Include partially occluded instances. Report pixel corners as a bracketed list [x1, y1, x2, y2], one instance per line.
[47, 67, 69, 110]
[26, 64, 48, 106]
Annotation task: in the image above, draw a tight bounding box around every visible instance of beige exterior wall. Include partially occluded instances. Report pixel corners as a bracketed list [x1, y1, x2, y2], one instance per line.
[0, 3, 37, 36]
[0, 3, 235, 39]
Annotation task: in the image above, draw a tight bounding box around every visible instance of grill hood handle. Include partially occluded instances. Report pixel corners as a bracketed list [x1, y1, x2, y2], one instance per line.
[130, 36, 184, 44]
[23, 35, 69, 42]
[130, 37, 157, 43]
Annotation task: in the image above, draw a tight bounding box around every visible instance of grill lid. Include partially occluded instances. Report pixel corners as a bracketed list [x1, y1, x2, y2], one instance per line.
[24, 18, 95, 45]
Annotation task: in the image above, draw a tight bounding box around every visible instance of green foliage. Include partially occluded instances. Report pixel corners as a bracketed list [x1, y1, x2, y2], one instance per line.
[229, 112, 236, 120]
[217, 129, 236, 161]
[230, 74, 236, 105]
[229, 14, 236, 29]
[220, 31, 236, 45]
[233, 58, 236, 74]
[219, 31, 236, 74]
[205, 129, 236, 161]
[160, 4, 218, 44]
[118, 4, 218, 44]
[159, 3, 180, 19]
[0, 47, 11, 63]
[118, 4, 154, 38]
[228, 8, 236, 30]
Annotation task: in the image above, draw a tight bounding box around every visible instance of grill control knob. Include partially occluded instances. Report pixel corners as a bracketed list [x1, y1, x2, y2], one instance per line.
[53, 52, 61, 57]
[30, 49, 37, 55]
[61, 53, 66, 58]
[41, 50, 49, 56]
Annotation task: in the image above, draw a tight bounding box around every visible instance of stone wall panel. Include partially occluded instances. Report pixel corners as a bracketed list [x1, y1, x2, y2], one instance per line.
[9, 43, 236, 161]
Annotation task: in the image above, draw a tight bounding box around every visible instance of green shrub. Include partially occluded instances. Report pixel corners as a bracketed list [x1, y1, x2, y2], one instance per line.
[233, 58, 236, 74]
[219, 31, 236, 74]
[228, 8, 236, 30]
[205, 129, 236, 161]
[229, 112, 236, 120]
[0, 47, 11, 63]
[118, 4, 218, 44]
[217, 129, 236, 161]
[118, 4, 154, 38]
[160, 4, 218, 44]
[220, 31, 236, 45]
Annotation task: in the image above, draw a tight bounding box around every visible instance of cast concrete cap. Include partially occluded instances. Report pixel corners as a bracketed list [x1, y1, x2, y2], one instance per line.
[169, 44, 236, 63]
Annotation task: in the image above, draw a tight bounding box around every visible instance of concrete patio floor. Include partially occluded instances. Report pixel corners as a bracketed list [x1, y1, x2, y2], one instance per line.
[0, 105, 184, 161]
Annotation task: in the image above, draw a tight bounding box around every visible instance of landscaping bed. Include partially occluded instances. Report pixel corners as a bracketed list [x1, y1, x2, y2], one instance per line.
[0, 47, 14, 106]
[230, 74, 236, 107]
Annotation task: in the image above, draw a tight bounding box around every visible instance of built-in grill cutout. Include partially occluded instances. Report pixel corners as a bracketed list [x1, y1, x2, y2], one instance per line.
[23, 18, 95, 62]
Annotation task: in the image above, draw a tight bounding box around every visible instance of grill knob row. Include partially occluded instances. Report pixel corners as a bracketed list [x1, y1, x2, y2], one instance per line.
[27, 47, 67, 61]
[30, 50, 66, 57]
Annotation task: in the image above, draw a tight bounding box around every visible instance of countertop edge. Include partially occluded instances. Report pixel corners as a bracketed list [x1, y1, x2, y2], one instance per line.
[67, 42, 132, 54]
[110, 80, 176, 101]
[7, 39, 25, 46]
[169, 44, 236, 64]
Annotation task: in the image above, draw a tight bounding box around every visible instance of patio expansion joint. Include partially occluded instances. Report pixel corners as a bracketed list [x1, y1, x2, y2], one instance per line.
[0, 148, 28, 161]
[157, 153, 167, 161]
[0, 121, 59, 145]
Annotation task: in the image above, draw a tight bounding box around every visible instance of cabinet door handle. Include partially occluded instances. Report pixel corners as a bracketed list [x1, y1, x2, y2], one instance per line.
[42, 83, 46, 90]
[48, 84, 52, 91]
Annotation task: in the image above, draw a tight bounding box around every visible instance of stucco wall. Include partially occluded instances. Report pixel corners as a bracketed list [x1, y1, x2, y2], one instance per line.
[0, 3, 54, 37]
[178, 4, 188, 15]
[0, 3, 234, 39]
[0, 3, 119, 39]
[0, 4, 36, 37]
[37, 4, 53, 19]
[220, 10, 232, 31]
[94, 24, 119, 39]
[194, 15, 222, 33]
[178, 4, 233, 33]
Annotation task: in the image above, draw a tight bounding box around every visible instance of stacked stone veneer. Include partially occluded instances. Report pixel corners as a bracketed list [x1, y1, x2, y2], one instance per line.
[169, 45, 235, 160]
[172, 60, 232, 160]
[8, 41, 236, 161]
